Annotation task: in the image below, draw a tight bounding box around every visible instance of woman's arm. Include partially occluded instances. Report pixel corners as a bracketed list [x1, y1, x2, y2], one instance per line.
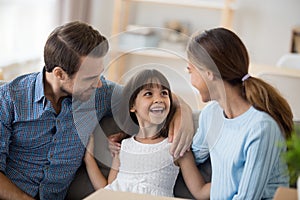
[169, 95, 195, 158]
[233, 123, 285, 199]
[177, 151, 210, 200]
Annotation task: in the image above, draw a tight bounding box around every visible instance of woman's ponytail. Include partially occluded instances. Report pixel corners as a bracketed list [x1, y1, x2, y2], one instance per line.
[243, 77, 293, 138]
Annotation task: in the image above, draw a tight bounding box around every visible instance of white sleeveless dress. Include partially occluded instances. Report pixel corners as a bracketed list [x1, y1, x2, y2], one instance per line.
[104, 137, 180, 197]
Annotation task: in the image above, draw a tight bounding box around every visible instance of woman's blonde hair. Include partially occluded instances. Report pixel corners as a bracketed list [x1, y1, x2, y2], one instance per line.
[187, 27, 293, 138]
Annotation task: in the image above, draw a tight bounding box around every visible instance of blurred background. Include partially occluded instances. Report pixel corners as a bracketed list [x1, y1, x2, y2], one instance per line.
[0, 0, 299, 108]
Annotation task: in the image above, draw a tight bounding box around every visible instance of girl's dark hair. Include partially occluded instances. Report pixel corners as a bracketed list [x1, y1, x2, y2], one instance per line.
[187, 27, 293, 138]
[44, 21, 108, 76]
[116, 69, 176, 138]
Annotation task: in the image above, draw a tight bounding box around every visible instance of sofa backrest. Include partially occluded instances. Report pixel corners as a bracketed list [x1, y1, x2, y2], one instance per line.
[0, 80, 6, 86]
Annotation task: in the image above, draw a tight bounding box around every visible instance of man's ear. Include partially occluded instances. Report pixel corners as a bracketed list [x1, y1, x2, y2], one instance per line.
[53, 67, 66, 80]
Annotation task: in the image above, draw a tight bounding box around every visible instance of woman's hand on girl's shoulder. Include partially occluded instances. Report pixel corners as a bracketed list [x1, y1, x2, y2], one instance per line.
[169, 100, 194, 159]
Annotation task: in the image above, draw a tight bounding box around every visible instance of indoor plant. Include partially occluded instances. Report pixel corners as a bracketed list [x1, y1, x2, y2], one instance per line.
[284, 123, 300, 191]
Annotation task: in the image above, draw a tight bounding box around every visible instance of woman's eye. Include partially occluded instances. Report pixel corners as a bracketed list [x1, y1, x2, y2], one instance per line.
[187, 66, 193, 73]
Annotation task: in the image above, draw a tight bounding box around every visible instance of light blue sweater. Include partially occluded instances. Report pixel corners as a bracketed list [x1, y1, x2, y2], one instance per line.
[192, 101, 289, 200]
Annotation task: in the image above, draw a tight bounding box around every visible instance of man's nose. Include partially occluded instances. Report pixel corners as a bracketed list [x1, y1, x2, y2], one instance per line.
[92, 79, 102, 88]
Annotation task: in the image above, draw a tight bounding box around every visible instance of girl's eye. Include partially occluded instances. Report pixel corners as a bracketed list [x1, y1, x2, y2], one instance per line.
[161, 90, 169, 96]
[144, 91, 152, 96]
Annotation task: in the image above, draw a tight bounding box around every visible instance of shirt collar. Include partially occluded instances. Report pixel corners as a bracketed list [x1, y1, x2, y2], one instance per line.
[34, 68, 46, 103]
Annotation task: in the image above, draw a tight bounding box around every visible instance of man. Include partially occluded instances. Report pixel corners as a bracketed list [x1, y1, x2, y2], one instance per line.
[0, 21, 194, 200]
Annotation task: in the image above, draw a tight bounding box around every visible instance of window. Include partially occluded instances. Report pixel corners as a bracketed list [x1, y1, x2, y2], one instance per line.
[0, 0, 59, 67]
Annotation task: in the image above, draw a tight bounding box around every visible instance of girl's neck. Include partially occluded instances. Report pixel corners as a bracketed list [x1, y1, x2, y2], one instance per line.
[135, 126, 164, 144]
[134, 135, 165, 144]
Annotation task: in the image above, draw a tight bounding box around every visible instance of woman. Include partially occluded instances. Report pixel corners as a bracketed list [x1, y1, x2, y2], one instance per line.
[187, 27, 293, 199]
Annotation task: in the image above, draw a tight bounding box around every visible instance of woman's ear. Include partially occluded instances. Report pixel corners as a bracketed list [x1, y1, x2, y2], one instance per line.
[206, 70, 215, 81]
[53, 67, 66, 80]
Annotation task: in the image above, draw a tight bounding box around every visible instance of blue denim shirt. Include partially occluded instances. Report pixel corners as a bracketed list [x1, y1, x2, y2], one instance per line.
[0, 70, 117, 199]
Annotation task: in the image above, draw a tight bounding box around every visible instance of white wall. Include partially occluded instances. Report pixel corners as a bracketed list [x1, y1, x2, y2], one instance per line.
[90, 0, 300, 66]
[234, 0, 300, 65]
[0, 0, 60, 80]
[1, 0, 299, 81]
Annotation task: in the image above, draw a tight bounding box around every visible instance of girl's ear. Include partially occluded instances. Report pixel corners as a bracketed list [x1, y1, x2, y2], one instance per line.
[53, 66, 67, 80]
[130, 105, 136, 112]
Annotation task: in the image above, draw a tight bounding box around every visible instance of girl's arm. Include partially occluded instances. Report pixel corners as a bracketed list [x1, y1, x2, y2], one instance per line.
[84, 151, 108, 190]
[107, 154, 120, 184]
[177, 151, 211, 200]
[84, 135, 107, 190]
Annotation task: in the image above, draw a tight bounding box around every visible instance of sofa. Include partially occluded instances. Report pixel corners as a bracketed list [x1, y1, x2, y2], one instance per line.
[65, 112, 212, 200]
[0, 80, 211, 199]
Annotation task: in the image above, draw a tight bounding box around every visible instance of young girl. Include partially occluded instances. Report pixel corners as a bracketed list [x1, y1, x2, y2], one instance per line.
[84, 69, 210, 199]
[187, 27, 293, 199]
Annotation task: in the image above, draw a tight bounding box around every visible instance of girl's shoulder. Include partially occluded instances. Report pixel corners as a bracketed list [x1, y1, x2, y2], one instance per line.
[120, 136, 133, 145]
[120, 137, 170, 152]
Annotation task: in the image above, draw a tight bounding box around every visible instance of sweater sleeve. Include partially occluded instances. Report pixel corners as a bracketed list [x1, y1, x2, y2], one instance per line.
[233, 120, 286, 200]
[192, 109, 210, 164]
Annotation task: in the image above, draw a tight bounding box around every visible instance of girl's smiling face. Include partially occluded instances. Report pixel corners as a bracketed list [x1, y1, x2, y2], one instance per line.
[130, 84, 171, 128]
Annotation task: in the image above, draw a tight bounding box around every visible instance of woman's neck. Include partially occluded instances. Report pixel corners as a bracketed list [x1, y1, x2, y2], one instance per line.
[217, 84, 251, 119]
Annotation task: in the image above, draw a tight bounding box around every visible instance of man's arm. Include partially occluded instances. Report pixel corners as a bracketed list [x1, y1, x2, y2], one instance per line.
[0, 172, 34, 200]
[0, 125, 33, 200]
[169, 95, 194, 158]
[0, 91, 34, 200]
